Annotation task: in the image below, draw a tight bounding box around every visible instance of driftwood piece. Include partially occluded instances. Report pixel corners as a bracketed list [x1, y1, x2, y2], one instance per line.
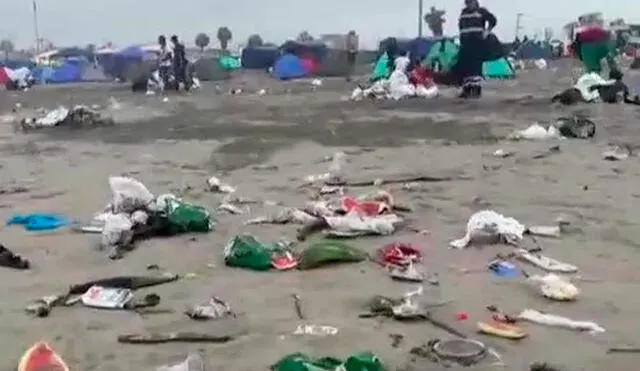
[292, 294, 305, 320]
[325, 173, 472, 187]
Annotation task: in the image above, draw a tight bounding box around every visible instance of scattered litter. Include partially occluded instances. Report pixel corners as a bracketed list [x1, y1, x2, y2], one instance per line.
[526, 225, 561, 238]
[516, 249, 578, 273]
[518, 309, 604, 334]
[206, 176, 236, 193]
[298, 241, 367, 270]
[493, 149, 514, 158]
[224, 234, 299, 271]
[271, 351, 384, 371]
[293, 324, 338, 336]
[390, 262, 425, 282]
[450, 210, 525, 248]
[18, 342, 69, 371]
[508, 123, 561, 141]
[603, 145, 631, 161]
[477, 320, 527, 339]
[0, 244, 30, 270]
[20, 105, 114, 131]
[488, 260, 520, 278]
[527, 274, 579, 301]
[80, 286, 135, 309]
[7, 213, 68, 231]
[376, 242, 422, 267]
[156, 353, 205, 371]
[185, 296, 235, 320]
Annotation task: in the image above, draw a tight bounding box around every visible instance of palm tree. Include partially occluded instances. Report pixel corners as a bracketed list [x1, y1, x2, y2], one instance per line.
[296, 31, 314, 42]
[247, 34, 263, 48]
[195, 33, 211, 51]
[217, 27, 232, 50]
[0, 39, 14, 61]
[424, 7, 445, 37]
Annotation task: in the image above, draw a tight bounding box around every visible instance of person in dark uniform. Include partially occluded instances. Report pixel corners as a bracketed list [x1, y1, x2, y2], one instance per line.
[170, 35, 189, 92]
[456, 0, 496, 98]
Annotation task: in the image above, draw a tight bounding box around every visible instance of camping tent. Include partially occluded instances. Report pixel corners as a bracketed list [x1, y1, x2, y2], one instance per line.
[371, 53, 390, 81]
[0, 67, 9, 85]
[193, 57, 231, 81]
[272, 53, 307, 80]
[48, 60, 83, 83]
[514, 41, 553, 60]
[241, 46, 279, 69]
[422, 38, 515, 79]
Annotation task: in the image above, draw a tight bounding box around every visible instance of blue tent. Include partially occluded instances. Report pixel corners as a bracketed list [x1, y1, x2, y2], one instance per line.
[48, 60, 83, 83]
[272, 53, 307, 80]
[483, 57, 515, 79]
[514, 41, 553, 60]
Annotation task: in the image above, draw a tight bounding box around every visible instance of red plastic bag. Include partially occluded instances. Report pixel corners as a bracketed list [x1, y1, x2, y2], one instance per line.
[376, 243, 422, 267]
[340, 196, 389, 217]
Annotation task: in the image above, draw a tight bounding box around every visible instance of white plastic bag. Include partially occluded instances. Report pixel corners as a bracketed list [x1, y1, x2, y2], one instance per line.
[100, 213, 133, 249]
[156, 353, 205, 371]
[388, 57, 415, 100]
[108, 176, 154, 213]
[450, 210, 525, 248]
[415, 84, 439, 99]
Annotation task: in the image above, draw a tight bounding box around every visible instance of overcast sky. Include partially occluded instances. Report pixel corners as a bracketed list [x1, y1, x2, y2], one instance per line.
[0, 0, 636, 49]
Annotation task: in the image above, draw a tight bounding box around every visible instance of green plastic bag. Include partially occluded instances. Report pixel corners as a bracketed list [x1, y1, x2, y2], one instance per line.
[271, 353, 342, 371]
[298, 241, 367, 270]
[271, 352, 385, 371]
[342, 352, 386, 371]
[165, 198, 212, 233]
[370, 53, 390, 82]
[224, 234, 273, 271]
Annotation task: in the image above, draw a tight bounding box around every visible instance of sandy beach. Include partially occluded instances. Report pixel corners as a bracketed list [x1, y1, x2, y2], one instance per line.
[1, 63, 640, 370]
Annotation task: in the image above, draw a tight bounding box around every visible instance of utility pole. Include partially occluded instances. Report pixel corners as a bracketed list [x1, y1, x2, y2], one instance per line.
[32, 0, 40, 53]
[418, 0, 424, 37]
[514, 13, 524, 40]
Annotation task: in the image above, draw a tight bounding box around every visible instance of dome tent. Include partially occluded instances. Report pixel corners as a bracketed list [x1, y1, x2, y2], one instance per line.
[422, 37, 515, 79]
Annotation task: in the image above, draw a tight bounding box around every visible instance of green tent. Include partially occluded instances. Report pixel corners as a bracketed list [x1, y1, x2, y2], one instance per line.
[482, 57, 515, 79]
[422, 38, 515, 79]
[219, 55, 241, 71]
[370, 53, 390, 81]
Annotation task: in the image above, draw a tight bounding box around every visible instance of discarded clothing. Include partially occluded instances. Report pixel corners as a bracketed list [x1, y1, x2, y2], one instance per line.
[450, 210, 525, 248]
[7, 213, 68, 231]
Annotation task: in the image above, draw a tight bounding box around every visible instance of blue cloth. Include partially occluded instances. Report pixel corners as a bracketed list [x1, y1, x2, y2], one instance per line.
[488, 260, 519, 278]
[7, 213, 68, 231]
[272, 53, 307, 80]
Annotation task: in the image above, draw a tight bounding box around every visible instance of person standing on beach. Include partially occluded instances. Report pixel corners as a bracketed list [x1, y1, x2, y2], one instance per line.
[157, 35, 172, 92]
[346, 30, 359, 81]
[456, 0, 496, 98]
[170, 35, 189, 92]
[572, 25, 617, 74]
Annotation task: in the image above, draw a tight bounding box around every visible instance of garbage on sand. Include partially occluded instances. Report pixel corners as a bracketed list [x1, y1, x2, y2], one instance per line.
[25, 273, 178, 317]
[603, 145, 631, 161]
[224, 234, 299, 271]
[527, 274, 579, 301]
[206, 176, 236, 193]
[362, 286, 428, 320]
[18, 341, 70, 371]
[88, 176, 213, 259]
[185, 296, 235, 320]
[20, 105, 114, 131]
[477, 319, 527, 339]
[376, 243, 422, 267]
[515, 248, 578, 273]
[271, 351, 385, 371]
[450, 210, 525, 248]
[293, 324, 338, 336]
[389, 262, 425, 282]
[0, 244, 30, 270]
[508, 117, 595, 140]
[298, 241, 367, 270]
[156, 353, 205, 371]
[7, 213, 68, 231]
[350, 57, 438, 101]
[118, 331, 234, 344]
[518, 309, 605, 334]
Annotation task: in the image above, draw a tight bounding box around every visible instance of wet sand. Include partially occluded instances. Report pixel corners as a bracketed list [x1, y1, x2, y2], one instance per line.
[1, 63, 640, 370]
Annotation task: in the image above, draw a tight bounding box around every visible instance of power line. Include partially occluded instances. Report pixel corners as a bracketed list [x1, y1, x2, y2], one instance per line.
[515, 13, 524, 39]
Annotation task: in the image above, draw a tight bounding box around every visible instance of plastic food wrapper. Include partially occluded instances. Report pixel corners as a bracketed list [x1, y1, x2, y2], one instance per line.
[108, 176, 154, 214]
[450, 210, 525, 248]
[81, 285, 134, 309]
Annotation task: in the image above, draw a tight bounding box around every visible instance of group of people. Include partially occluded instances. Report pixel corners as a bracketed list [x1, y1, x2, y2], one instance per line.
[156, 34, 190, 93]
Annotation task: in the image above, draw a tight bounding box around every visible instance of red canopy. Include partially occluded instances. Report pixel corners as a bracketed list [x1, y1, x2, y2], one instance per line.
[0, 67, 9, 85]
